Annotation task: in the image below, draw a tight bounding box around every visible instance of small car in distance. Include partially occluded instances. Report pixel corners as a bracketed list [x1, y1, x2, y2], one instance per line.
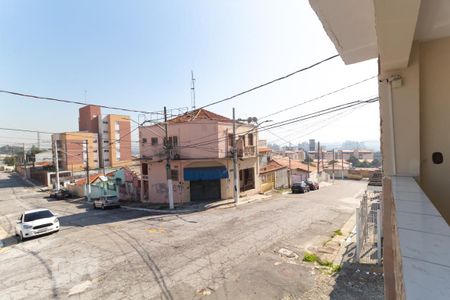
[291, 181, 310, 194]
[15, 209, 60, 241]
[93, 195, 120, 209]
[305, 180, 320, 191]
[49, 189, 71, 199]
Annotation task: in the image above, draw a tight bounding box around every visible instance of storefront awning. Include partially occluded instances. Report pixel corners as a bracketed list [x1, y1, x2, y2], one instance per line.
[184, 166, 228, 181]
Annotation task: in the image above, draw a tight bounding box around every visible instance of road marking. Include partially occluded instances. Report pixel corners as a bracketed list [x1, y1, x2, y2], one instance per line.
[68, 280, 92, 296]
[147, 227, 166, 234]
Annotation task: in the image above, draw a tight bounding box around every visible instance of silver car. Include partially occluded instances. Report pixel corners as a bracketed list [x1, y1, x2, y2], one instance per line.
[93, 195, 120, 209]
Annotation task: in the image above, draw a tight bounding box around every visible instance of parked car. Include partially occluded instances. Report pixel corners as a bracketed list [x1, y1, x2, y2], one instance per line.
[305, 180, 320, 191]
[49, 189, 71, 199]
[93, 195, 120, 209]
[291, 181, 310, 194]
[15, 209, 60, 241]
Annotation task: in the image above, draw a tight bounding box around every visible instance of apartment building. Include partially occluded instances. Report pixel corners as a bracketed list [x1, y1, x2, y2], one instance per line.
[308, 149, 374, 162]
[79, 105, 132, 168]
[139, 108, 260, 204]
[52, 132, 99, 172]
[309, 1, 450, 298]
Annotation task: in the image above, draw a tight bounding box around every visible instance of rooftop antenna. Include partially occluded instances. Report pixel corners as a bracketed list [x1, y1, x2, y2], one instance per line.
[190, 71, 196, 109]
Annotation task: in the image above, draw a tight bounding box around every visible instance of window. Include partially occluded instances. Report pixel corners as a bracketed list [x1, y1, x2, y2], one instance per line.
[168, 136, 178, 147]
[228, 134, 234, 147]
[103, 130, 109, 133]
[104, 149, 109, 153]
[104, 159, 110, 162]
[151, 137, 158, 145]
[104, 140, 109, 143]
[103, 121, 108, 124]
[93, 140, 97, 143]
[142, 138, 147, 144]
[171, 169, 179, 181]
[248, 133, 254, 146]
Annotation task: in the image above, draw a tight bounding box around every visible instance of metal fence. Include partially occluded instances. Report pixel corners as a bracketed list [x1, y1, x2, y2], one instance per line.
[356, 191, 382, 264]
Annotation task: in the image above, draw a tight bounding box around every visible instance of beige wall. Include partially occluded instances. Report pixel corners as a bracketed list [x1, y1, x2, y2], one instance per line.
[379, 37, 450, 222]
[379, 43, 421, 177]
[142, 157, 259, 204]
[139, 120, 255, 160]
[419, 37, 450, 221]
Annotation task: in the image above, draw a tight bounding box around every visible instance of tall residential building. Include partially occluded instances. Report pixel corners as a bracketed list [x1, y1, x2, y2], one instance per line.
[309, 139, 316, 151]
[52, 132, 99, 172]
[78, 105, 132, 168]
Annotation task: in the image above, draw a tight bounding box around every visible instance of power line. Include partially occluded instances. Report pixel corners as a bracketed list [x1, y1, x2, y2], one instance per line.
[198, 54, 339, 109]
[178, 97, 379, 150]
[259, 75, 377, 120]
[0, 89, 190, 116]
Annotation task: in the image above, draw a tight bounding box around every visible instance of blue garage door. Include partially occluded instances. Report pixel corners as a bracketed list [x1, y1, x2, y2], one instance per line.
[184, 166, 228, 181]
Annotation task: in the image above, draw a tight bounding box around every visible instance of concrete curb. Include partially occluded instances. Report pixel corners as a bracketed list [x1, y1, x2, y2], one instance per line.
[121, 195, 272, 214]
[121, 206, 199, 214]
[333, 211, 357, 265]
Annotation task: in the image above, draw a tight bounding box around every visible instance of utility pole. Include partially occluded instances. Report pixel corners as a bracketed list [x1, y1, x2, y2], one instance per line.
[164, 106, 174, 210]
[232, 108, 240, 204]
[321, 148, 325, 170]
[332, 148, 335, 183]
[317, 141, 320, 175]
[37, 132, 41, 150]
[306, 151, 310, 180]
[54, 139, 60, 191]
[191, 71, 196, 109]
[23, 143, 26, 178]
[85, 139, 91, 202]
[288, 157, 292, 188]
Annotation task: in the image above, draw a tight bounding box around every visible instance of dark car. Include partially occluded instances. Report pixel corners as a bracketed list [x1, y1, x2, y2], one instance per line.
[50, 189, 71, 200]
[291, 181, 310, 194]
[305, 180, 320, 191]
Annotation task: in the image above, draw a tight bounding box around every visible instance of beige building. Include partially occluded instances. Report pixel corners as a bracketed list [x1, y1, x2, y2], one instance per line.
[52, 132, 99, 172]
[139, 109, 260, 204]
[309, 1, 450, 299]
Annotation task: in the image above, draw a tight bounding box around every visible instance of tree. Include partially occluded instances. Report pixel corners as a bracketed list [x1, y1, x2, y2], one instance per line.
[370, 158, 381, 168]
[3, 156, 15, 166]
[347, 155, 360, 167]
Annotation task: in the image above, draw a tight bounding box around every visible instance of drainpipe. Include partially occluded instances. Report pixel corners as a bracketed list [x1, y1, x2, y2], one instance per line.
[386, 75, 401, 176]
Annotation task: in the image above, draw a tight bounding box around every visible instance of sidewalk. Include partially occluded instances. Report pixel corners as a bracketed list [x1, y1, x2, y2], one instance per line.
[121, 193, 272, 214]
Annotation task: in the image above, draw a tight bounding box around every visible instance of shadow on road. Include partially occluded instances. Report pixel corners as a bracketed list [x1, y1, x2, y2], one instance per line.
[328, 262, 384, 299]
[0, 173, 34, 189]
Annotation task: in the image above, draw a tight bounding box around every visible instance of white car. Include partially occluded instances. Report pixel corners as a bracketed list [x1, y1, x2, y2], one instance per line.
[15, 209, 60, 241]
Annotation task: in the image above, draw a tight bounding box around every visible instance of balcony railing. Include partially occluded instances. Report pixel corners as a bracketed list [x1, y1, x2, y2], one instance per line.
[384, 176, 450, 299]
[237, 145, 256, 158]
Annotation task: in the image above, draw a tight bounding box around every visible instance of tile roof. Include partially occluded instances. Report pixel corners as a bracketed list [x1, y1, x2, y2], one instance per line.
[260, 160, 286, 174]
[258, 146, 272, 153]
[272, 157, 318, 172]
[169, 108, 232, 124]
[76, 174, 104, 185]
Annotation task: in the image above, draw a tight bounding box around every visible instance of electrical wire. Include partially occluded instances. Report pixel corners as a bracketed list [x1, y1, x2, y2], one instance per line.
[0, 89, 176, 115]
[258, 75, 377, 120]
[198, 54, 339, 109]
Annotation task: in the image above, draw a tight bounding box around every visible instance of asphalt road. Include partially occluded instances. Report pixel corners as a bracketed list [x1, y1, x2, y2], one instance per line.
[0, 172, 367, 299]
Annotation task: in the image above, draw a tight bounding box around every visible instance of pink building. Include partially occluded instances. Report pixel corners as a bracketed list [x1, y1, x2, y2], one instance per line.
[139, 109, 260, 204]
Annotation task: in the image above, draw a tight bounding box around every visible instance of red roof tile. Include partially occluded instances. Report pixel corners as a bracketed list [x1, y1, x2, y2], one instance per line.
[260, 160, 286, 174]
[169, 108, 232, 124]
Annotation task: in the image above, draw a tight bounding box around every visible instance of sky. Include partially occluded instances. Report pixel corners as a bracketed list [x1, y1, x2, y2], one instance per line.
[0, 0, 379, 151]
